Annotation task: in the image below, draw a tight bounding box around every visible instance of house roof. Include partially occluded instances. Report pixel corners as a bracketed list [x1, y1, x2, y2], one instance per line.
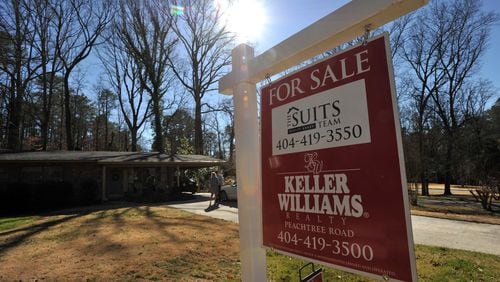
[0, 151, 224, 168]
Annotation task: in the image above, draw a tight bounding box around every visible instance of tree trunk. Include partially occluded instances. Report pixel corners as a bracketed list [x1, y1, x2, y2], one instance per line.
[131, 129, 137, 152]
[41, 114, 49, 150]
[194, 97, 203, 155]
[444, 135, 453, 195]
[109, 131, 114, 149]
[420, 172, 429, 196]
[95, 117, 100, 150]
[217, 130, 223, 159]
[45, 73, 57, 149]
[7, 94, 22, 150]
[228, 125, 235, 162]
[8, 6, 24, 151]
[63, 74, 73, 150]
[418, 128, 429, 196]
[104, 107, 109, 150]
[59, 95, 64, 150]
[40, 53, 49, 151]
[152, 96, 164, 153]
[7, 0, 21, 150]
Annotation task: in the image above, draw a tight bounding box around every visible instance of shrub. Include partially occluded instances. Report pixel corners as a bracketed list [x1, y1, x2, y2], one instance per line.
[470, 177, 499, 211]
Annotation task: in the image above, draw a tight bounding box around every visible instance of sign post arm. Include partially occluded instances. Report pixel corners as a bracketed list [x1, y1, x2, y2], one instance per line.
[232, 44, 267, 281]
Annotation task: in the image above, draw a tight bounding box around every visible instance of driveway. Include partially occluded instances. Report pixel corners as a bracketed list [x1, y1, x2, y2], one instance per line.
[167, 193, 500, 256]
[167, 193, 239, 222]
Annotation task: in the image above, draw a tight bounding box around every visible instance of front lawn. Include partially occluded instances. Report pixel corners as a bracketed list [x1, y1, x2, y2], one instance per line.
[0, 205, 498, 281]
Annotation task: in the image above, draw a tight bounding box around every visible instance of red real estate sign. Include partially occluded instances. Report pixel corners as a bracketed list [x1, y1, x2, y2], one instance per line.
[261, 34, 417, 281]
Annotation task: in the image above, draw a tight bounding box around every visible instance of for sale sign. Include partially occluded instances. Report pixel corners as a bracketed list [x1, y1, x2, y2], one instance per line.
[261, 34, 417, 281]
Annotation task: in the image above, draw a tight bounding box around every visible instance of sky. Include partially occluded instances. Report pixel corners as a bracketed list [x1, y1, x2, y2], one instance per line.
[230, 0, 500, 99]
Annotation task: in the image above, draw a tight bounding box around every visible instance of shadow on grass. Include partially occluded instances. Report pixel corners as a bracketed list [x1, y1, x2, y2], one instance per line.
[0, 213, 85, 256]
[0, 201, 157, 256]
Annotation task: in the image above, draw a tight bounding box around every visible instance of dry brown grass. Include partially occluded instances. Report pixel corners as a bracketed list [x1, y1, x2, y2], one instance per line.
[410, 192, 500, 225]
[0, 205, 241, 281]
[411, 209, 500, 225]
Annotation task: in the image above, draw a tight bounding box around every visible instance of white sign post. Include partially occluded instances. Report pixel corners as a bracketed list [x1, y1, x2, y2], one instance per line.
[231, 44, 267, 281]
[219, 1, 427, 281]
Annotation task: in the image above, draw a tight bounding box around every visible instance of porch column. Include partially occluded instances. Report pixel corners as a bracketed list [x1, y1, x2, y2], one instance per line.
[160, 166, 168, 188]
[176, 166, 180, 187]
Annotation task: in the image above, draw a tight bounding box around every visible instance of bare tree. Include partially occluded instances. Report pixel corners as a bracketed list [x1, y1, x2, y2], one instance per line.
[71, 92, 95, 150]
[52, 0, 111, 150]
[387, 15, 413, 61]
[116, 0, 177, 153]
[168, 0, 234, 154]
[94, 87, 117, 150]
[399, 0, 498, 195]
[204, 110, 225, 159]
[429, 0, 498, 195]
[29, 0, 67, 150]
[220, 98, 234, 162]
[455, 79, 496, 185]
[0, 0, 41, 150]
[400, 8, 447, 195]
[98, 28, 152, 152]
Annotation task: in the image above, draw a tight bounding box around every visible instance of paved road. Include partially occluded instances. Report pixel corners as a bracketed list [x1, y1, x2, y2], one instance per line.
[411, 216, 500, 255]
[167, 193, 500, 256]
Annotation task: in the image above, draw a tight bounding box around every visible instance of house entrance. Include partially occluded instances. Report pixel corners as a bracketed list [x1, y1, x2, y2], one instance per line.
[107, 168, 124, 199]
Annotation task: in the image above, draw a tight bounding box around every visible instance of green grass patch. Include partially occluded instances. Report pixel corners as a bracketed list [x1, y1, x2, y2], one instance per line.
[415, 245, 499, 281]
[0, 216, 39, 232]
[267, 245, 500, 281]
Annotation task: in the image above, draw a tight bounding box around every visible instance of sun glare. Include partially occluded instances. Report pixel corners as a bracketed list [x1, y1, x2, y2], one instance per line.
[216, 0, 268, 44]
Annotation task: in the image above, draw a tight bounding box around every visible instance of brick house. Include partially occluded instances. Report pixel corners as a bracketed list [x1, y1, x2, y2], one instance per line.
[0, 151, 224, 210]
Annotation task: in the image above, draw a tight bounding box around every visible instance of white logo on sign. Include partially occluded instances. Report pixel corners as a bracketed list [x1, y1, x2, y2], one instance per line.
[304, 152, 323, 175]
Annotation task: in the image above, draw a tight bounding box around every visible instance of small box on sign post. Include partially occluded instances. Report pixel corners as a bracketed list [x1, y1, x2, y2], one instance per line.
[299, 263, 323, 282]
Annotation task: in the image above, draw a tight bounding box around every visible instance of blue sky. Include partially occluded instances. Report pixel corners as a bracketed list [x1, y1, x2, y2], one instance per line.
[478, 0, 500, 94]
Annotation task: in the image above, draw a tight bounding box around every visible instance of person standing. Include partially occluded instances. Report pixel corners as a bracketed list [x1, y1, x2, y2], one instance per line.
[209, 171, 220, 207]
[217, 171, 224, 201]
